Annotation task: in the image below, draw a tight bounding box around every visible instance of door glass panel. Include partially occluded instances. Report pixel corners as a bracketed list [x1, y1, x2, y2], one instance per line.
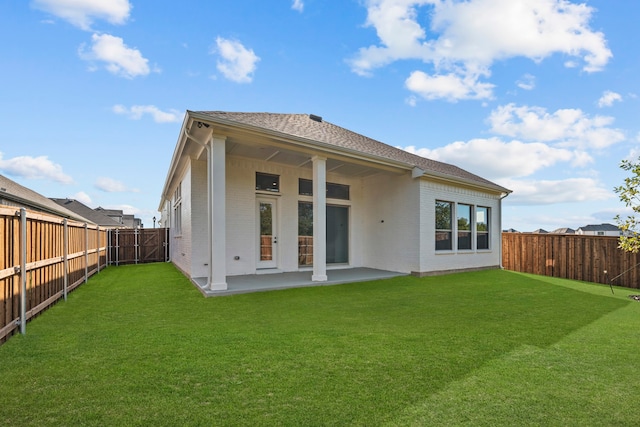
[260, 202, 273, 261]
[327, 205, 348, 264]
[298, 202, 313, 266]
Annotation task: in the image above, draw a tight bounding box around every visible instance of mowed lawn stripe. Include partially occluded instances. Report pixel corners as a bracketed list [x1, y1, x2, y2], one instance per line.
[0, 263, 637, 426]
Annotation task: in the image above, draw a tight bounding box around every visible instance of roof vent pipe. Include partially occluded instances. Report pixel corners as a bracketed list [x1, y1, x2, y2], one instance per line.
[309, 114, 323, 122]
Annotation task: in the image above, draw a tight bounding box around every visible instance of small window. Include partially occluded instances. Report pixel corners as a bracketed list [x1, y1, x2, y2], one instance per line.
[298, 178, 350, 200]
[299, 178, 313, 196]
[327, 182, 349, 200]
[256, 173, 279, 192]
[476, 206, 489, 250]
[435, 200, 453, 250]
[457, 204, 472, 250]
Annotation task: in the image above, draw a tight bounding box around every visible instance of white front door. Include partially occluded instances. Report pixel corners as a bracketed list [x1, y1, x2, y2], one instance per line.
[257, 198, 278, 269]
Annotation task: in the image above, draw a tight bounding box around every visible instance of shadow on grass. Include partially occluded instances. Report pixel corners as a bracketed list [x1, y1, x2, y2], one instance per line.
[0, 265, 631, 426]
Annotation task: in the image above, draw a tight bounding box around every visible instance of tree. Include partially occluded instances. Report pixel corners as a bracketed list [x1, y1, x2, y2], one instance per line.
[614, 157, 640, 253]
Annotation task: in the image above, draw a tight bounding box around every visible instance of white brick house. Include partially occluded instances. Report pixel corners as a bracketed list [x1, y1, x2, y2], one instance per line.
[158, 111, 511, 291]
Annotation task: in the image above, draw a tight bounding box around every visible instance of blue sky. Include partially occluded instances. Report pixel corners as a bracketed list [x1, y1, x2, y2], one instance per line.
[1, 0, 638, 231]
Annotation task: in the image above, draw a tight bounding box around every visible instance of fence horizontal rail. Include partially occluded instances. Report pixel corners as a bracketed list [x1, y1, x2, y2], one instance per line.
[1, 205, 107, 344]
[502, 232, 640, 289]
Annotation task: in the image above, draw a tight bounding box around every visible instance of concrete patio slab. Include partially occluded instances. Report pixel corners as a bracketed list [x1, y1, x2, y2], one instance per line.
[192, 268, 407, 297]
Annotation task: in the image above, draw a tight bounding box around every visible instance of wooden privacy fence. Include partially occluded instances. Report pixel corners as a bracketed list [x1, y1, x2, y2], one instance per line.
[0, 205, 107, 343]
[107, 228, 169, 265]
[502, 232, 640, 289]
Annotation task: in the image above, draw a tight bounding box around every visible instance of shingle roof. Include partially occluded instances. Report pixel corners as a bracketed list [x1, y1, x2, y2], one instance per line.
[578, 223, 620, 232]
[552, 227, 576, 234]
[194, 111, 510, 193]
[0, 174, 91, 222]
[50, 199, 122, 228]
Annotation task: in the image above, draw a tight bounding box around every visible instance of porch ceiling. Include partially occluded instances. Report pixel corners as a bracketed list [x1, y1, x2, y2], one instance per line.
[224, 139, 397, 178]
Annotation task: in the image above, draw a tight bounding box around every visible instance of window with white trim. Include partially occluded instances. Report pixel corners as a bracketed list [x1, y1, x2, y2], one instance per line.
[457, 204, 472, 250]
[173, 182, 182, 235]
[476, 206, 490, 250]
[435, 200, 453, 250]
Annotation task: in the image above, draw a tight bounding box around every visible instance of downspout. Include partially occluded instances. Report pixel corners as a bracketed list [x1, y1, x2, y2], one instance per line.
[499, 192, 509, 269]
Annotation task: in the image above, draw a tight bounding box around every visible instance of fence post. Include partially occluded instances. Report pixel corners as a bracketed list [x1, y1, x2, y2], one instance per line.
[84, 223, 89, 283]
[96, 226, 101, 273]
[63, 219, 69, 302]
[135, 228, 139, 264]
[19, 208, 27, 335]
[165, 228, 169, 262]
[115, 229, 119, 266]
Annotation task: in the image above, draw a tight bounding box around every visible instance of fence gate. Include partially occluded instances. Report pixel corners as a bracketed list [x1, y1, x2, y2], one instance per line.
[108, 228, 169, 265]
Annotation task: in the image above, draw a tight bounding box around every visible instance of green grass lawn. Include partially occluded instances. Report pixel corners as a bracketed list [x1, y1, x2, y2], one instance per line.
[1, 264, 638, 426]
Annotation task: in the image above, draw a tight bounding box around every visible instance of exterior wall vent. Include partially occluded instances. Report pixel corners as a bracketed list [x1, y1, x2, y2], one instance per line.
[309, 114, 323, 122]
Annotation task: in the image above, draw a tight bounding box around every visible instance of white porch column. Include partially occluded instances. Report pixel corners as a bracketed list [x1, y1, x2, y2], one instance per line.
[209, 135, 227, 290]
[312, 156, 327, 281]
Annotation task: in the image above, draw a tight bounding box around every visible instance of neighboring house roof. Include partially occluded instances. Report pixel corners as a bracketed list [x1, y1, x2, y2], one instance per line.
[577, 223, 621, 232]
[0, 174, 91, 222]
[96, 207, 123, 216]
[552, 227, 576, 234]
[504, 228, 520, 233]
[50, 198, 122, 228]
[532, 229, 548, 234]
[189, 111, 511, 195]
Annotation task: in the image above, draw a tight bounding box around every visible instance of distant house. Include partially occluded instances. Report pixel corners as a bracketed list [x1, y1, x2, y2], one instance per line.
[552, 227, 575, 234]
[576, 223, 622, 237]
[95, 207, 142, 228]
[0, 174, 91, 222]
[532, 229, 549, 234]
[158, 111, 511, 291]
[50, 199, 123, 228]
[503, 228, 519, 233]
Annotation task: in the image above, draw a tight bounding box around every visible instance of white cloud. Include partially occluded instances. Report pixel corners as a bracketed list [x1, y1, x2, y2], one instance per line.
[405, 70, 494, 102]
[403, 137, 583, 180]
[488, 103, 625, 149]
[213, 37, 260, 83]
[350, 0, 611, 101]
[292, 0, 304, 12]
[405, 95, 418, 107]
[499, 177, 613, 205]
[0, 152, 73, 184]
[79, 33, 153, 79]
[113, 105, 182, 123]
[516, 73, 536, 90]
[95, 177, 138, 193]
[624, 146, 640, 162]
[597, 90, 622, 108]
[72, 191, 92, 205]
[32, 0, 131, 31]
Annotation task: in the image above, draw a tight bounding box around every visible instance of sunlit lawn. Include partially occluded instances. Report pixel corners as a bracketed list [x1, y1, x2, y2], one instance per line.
[1, 263, 638, 426]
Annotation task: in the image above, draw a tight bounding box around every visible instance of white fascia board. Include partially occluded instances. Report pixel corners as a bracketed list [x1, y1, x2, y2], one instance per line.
[158, 114, 193, 211]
